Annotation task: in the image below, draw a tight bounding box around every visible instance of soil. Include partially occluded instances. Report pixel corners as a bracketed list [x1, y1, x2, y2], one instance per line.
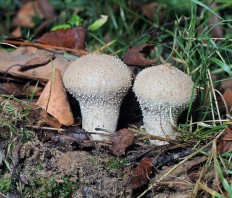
[3, 132, 133, 197]
[0, 130, 213, 198]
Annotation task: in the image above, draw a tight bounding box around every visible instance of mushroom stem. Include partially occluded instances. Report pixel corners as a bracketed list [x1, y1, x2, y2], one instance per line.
[142, 105, 182, 144]
[79, 100, 120, 141]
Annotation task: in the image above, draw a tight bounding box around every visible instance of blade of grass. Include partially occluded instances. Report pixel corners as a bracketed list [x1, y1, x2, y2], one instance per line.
[196, 181, 225, 198]
[190, 0, 223, 20]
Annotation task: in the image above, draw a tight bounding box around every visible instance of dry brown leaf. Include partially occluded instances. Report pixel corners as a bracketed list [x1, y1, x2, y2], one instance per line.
[187, 157, 207, 182]
[13, 1, 44, 28]
[0, 46, 75, 80]
[37, 0, 55, 19]
[124, 157, 153, 190]
[198, 3, 223, 39]
[209, 3, 223, 38]
[122, 44, 155, 67]
[222, 89, 232, 109]
[11, 26, 22, 37]
[36, 26, 87, 50]
[141, 2, 163, 23]
[36, 69, 74, 126]
[38, 110, 61, 128]
[0, 82, 43, 97]
[218, 126, 232, 154]
[220, 79, 232, 93]
[20, 54, 55, 71]
[111, 129, 135, 157]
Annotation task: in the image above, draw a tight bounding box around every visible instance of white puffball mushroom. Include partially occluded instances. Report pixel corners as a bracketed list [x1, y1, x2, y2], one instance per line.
[133, 63, 195, 145]
[63, 54, 131, 141]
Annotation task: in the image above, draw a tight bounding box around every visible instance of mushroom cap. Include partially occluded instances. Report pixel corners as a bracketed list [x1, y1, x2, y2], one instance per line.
[63, 54, 131, 103]
[133, 64, 194, 107]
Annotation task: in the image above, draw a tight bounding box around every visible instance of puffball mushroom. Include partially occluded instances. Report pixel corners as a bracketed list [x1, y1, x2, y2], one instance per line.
[63, 54, 131, 141]
[133, 63, 195, 145]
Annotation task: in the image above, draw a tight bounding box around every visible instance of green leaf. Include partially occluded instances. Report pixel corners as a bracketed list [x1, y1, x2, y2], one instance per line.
[68, 15, 84, 27]
[88, 15, 108, 31]
[51, 24, 71, 31]
[211, 57, 232, 76]
[190, 0, 223, 20]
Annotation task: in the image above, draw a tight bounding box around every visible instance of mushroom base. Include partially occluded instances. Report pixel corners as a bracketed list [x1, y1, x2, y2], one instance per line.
[142, 108, 180, 145]
[143, 120, 176, 145]
[79, 101, 120, 141]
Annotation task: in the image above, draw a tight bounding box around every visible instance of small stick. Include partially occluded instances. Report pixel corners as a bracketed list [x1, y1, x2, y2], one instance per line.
[1, 40, 89, 56]
[152, 146, 210, 168]
[24, 125, 111, 136]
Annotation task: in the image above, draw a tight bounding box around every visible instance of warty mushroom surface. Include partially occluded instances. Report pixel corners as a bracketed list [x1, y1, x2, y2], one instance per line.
[63, 54, 132, 141]
[133, 63, 195, 145]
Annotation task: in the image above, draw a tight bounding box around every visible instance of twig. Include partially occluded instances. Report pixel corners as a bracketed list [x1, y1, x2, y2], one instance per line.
[137, 142, 212, 198]
[24, 125, 111, 136]
[1, 40, 89, 56]
[152, 146, 211, 168]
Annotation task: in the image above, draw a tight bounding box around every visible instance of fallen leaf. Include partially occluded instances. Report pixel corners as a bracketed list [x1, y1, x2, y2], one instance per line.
[222, 89, 232, 110]
[197, 3, 223, 39]
[220, 79, 232, 93]
[37, 0, 55, 19]
[141, 2, 163, 23]
[0, 82, 43, 97]
[13, 1, 44, 28]
[38, 110, 62, 128]
[36, 26, 87, 50]
[111, 129, 135, 157]
[187, 157, 207, 182]
[0, 46, 76, 80]
[122, 44, 155, 67]
[20, 54, 55, 71]
[217, 126, 232, 154]
[11, 26, 22, 37]
[208, 3, 223, 38]
[36, 69, 74, 126]
[124, 157, 153, 190]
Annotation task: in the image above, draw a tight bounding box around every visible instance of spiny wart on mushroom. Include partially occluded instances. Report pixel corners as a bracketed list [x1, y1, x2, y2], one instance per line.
[63, 54, 132, 141]
[133, 63, 195, 145]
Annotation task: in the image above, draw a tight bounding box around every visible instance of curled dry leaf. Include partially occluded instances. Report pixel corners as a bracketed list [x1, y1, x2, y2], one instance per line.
[0, 46, 75, 80]
[122, 44, 155, 67]
[217, 126, 232, 154]
[36, 69, 74, 126]
[35, 26, 87, 50]
[20, 54, 55, 71]
[124, 157, 153, 190]
[38, 110, 62, 128]
[111, 129, 135, 157]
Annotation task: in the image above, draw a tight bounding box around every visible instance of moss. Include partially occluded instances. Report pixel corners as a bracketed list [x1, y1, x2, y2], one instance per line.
[107, 157, 128, 169]
[0, 174, 12, 194]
